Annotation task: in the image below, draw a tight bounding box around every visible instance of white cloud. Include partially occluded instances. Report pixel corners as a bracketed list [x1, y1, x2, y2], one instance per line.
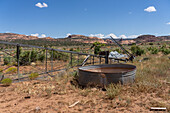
[104, 33, 118, 39]
[65, 33, 139, 39]
[119, 35, 127, 39]
[144, 6, 156, 12]
[40, 34, 46, 38]
[31, 33, 46, 38]
[31, 33, 39, 37]
[89, 33, 140, 39]
[89, 34, 105, 38]
[166, 22, 170, 25]
[43, 3, 48, 7]
[35, 2, 48, 8]
[127, 35, 139, 38]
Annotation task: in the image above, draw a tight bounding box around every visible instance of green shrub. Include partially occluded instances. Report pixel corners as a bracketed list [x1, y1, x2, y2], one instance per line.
[50, 51, 69, 61]
[1, 78, 12, 86]
[5, 67, 17, 74]
[114, 48, 121, 53]
[19, 49, 45, 65]
[130, 45, 145, 56]
[29, 72, 39, 80]
[150, 47, 159, 54]
[3, 57, 11, 65]
[69, 48, 74, 51]
[147, 47, 152, 51]
[91, 42, 106, 54]
[149, 42, 153, 45]
[131, 43, 136, 46]
[19, 50, 31, 65]
[161, 48, 170, 55]
[29, 49, 38, 63]
[37, 52, 45, 62]
[76, 47, 80, 52]
[0, 68, 3, 72]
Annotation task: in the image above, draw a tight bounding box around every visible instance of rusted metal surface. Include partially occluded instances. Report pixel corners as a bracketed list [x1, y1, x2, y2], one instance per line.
[78, 64, 136, 87]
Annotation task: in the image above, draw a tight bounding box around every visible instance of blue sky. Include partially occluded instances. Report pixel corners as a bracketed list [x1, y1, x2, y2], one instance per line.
[0, 0, 170, 38]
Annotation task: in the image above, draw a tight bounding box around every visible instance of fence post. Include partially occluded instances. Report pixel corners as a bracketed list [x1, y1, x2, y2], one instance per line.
[93, 56, 94, 65]
[51, 49, 53, 74]
[70, 53, 72, 66]
[16, 44, 20, 81]
[77, 54, 79, 66]
[99, 56, 101, 64]
[45, 48, 47, 73]
[105, 51, 109, 64]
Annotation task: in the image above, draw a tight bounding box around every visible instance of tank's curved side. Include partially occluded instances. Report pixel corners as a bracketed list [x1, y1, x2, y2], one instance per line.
[78, 64, 136, 87]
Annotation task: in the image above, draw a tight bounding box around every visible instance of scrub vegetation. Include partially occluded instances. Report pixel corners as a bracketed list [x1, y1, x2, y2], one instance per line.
[0, 41, 169, 112]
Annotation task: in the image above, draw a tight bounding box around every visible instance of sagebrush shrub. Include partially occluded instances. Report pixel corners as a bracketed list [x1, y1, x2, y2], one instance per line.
[161, 48, 170, 55]
[5, 67, 17, 74]
[29, 72, 39, 80]
[1, 78, 12, 86]
[150, 47, 159, 54]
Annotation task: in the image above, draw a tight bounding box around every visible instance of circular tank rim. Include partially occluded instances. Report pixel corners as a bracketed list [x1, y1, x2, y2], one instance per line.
[78, 64, 136, 74]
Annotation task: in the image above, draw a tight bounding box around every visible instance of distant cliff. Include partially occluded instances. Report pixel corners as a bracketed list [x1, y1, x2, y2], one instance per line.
[134, 35, 170, 43]
[66, 34, 106, 43]
[0, 33, 169, 44]
[0, 33, 38, 40]
[120, 35, 170, 44]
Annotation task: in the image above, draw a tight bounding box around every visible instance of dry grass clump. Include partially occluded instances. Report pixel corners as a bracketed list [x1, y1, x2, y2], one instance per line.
[15, 81, 57, 97]
[106, 83, 122, 99]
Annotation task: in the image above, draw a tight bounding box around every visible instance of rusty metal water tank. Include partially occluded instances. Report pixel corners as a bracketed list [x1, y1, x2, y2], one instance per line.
[78, 64, 136, 87]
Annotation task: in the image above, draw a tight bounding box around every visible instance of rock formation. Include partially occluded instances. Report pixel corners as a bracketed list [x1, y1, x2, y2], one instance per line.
[66, 34, 106, 43]
[0, 33, 38, 40]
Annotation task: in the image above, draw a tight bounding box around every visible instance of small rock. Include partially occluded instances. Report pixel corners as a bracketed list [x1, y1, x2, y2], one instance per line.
[91, 88, 97, 91]
[31, 62, 36, 66]
[35, 106, 41, 111]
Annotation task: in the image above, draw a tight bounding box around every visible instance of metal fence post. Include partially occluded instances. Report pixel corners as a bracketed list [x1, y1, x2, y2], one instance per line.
[77, 54, 79, 66]
[51, 49, 53, 74]
[105, 51, 109, 64]
[16, 44, 20, 81]
[93, 56, 94, 65]
[45, 48, 47, 73]
[99, 56, 101, 64]
[70, 53, 72, 66]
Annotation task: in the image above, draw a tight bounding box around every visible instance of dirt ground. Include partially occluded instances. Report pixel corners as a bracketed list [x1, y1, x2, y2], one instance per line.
[0, 78, 169, 113]
[0, 55, 169, 113]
